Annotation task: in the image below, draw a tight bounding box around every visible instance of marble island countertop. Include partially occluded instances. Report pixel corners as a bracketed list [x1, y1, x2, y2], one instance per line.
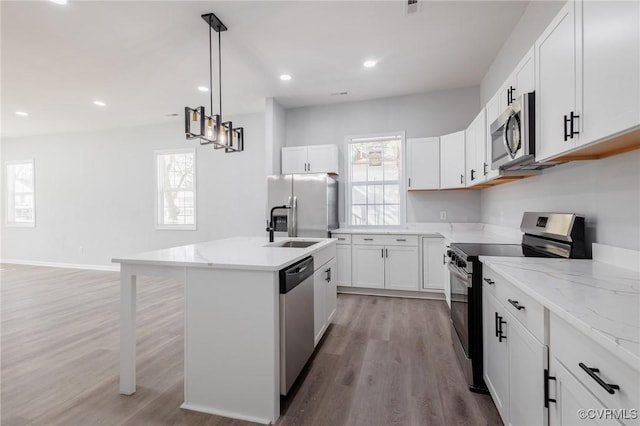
[480, 256, 640, 370]
[332, 223, 522, 244]
[112, 237, 335, 271]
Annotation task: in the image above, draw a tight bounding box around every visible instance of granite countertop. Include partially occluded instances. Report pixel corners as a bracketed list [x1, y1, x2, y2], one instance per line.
[479, 256, 640, 370]
[332, 223, 522, 244]
[112, 237, 335, 271]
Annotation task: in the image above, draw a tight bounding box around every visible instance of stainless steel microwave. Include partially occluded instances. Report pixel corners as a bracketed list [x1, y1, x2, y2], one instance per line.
[490, 92, 536, 171]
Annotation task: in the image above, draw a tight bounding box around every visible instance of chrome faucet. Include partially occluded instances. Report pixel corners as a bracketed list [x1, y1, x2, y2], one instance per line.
[267, 205, 290, 242]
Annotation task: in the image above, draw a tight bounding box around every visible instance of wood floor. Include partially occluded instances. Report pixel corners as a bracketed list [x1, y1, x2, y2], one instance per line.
[1, 264, 502, 426]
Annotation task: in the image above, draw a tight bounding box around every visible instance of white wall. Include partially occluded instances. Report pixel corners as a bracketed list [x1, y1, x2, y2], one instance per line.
[481, 150, 640, 251]
[1, 113, 266, 267]
[480, 1, 565, 104]
[285, 87, 482, 223]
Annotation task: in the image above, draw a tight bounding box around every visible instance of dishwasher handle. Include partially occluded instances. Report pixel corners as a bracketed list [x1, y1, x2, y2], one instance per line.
[280, 256, 314, 293]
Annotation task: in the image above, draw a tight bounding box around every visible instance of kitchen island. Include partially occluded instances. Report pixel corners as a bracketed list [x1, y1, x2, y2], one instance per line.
[112, 237, 337, 424]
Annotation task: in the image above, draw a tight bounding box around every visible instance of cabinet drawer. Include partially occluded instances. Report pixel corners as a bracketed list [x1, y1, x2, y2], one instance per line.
[332, 234, 351, 244]
[483, 266, 545, 343]
[551, 313, 640, 417]
[352, 234, 418, 246]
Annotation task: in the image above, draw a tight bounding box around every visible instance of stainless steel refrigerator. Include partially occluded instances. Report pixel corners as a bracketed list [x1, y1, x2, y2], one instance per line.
[267, 174, 338, 238]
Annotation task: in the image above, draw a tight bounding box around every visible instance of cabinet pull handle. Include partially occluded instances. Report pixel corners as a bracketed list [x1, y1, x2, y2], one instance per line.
[578, 363, 620, 394]
[470, 169, 475, 181]
[338, 237, 345, 241]
[544, 369, 557, 407]
[498, 316, 507, 342]
[364, 238, 374, 241]
[495, 312, 500, 338]
[396, 238, 406, 242]
[483, 277, 495, 285]
[460, 174, 464, 185]
[507, 87, 511, 105]
[385, 248, 388, 258]
[563, 114, 571, 141]
[483, 162, 488, 176]
[381, 248, 384, 258]
[307, 162, 311, 171]
[570, 111, 580, 138]
[325, 268, 331, 282]
[443, 253, 446, 265]
[408, 177, 411, 188]
[508, 299, 525, 310]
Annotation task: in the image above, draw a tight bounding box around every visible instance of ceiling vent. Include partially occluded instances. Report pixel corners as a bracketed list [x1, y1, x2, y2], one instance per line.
[405, 0, 421, 15]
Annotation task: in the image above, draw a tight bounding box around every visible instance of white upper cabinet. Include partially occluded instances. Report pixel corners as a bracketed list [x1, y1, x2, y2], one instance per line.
[281, 144, 339, 174]
[536, 1, 580, 162]
[512, 47, 535, 101]
[536, 0, 640, 162]
[465, 108, 487, 187]
[579, 0, 640, 146]
[406, 137, 440, 190]
[440, 131, 466, 189]
[485, 92, 502, 180]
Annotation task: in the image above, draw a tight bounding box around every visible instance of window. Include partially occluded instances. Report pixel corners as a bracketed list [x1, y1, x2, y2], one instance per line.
[5, 160, 35, 227]
[347, 133, 404, 226]
[155, 149, 196, 230]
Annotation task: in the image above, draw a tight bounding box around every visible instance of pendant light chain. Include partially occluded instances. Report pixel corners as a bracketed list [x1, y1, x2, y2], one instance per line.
[218, 27, 222, 120]
[208, 20, 214, 115]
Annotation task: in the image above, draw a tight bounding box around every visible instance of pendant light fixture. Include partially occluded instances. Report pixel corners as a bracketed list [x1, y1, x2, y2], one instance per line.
[185, 13, 243, 152]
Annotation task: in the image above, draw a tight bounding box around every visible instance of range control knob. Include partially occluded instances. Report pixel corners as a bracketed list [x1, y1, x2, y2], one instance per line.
[456, 259, 466, 268]
[446, 250, 454, 258]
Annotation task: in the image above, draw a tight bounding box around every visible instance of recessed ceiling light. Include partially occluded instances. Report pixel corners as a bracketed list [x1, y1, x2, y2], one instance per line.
[197, 86, 208, 92]
[50, 0, 68, 4]
[363, 60, 377, 68]
[93, 100, 106, 107]
[15, 111, 28, 117]
[280, 74, 292, 81]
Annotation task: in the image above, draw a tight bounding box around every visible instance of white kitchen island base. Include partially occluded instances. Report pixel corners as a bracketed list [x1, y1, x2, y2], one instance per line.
[114, 237, 337, 425]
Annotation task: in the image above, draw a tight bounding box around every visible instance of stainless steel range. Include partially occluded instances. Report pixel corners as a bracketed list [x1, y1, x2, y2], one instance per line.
[447, 212, 587, 393]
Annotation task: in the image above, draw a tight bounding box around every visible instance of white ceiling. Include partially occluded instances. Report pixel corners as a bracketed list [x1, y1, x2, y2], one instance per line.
[1, 1, 528, 139]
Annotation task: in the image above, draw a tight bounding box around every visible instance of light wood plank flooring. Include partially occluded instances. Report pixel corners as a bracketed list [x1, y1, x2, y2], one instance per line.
[1, 264, 501, 426]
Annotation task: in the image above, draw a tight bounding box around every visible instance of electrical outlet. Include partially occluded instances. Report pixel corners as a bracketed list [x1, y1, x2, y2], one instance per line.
[440, 211, 447, 221]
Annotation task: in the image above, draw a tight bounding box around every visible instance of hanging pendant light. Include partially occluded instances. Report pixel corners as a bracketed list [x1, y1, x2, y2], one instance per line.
[184, 13, 244, 153]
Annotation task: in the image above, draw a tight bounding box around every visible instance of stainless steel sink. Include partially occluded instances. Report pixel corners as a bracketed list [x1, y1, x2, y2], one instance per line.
[271, 241, 319, 248]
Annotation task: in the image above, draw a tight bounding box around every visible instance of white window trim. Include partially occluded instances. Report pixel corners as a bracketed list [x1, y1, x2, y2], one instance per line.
[4, 159, 36, 228]
[344, 131, 407, 227]
[154, 148, 197, 231]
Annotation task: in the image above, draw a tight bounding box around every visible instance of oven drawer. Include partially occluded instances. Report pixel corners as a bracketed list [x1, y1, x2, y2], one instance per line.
[352, 234, 418, 246]
[550, 313, 640, 416]
[482, 266, 545, 343]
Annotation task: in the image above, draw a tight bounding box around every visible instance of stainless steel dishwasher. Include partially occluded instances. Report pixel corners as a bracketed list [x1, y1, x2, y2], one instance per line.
[279, 256, 314, 395]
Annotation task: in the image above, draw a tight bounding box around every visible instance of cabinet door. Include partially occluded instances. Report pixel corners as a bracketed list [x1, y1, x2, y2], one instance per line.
[440, 131, 466, 189]
[422, 237, 444, 291]
[579, 0, 640, 146]
[467, 108, 486, 186]
[535, 1, 579, 162]
[549, 357, 623, 426]
[513, 47, 535, 100]
[483, 290, 510, 423]
[406, 137, 440, 190]
[307, 145, 338, 174]
[325, 258, 337, 324]
[336, 244, 351, 286]
[385, 245, 419, 291]
[506, 310, 547, 426]
[465, 121, 477, 187]
[282, 146, 308, 174]
[352, 245, 385, 288]
[313, 267, 327, 346]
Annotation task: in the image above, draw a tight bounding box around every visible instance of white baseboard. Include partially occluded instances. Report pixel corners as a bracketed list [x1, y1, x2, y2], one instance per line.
[0, 258, 120, 272]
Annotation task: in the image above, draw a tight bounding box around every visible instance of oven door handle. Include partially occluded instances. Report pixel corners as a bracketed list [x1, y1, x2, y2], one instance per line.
[448, 262, 472, 287]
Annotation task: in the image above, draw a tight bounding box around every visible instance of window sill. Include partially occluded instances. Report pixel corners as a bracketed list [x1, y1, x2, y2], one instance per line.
[155, 225, 197, 231]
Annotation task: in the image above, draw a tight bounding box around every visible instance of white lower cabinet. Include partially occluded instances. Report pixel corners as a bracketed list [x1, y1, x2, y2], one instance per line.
[351, 235, 419, 291]
[313, 258, 337, 346]
[421, 237, 445, 292]
[483, 266, 548, 426]
[384, 245, 419, 291]
[352, 244, 385, 288]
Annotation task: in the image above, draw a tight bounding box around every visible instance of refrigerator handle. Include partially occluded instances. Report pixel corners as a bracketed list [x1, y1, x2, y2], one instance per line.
[290, 196, 298, 237]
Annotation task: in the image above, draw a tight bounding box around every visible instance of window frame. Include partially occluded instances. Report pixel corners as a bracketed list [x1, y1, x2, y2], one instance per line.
[4, 159, 36, 228]
[345, 131, 407, 227]
[154, 148, 197, 231]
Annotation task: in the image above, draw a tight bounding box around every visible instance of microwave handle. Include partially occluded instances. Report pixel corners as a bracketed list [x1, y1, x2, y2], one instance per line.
[502, 113, 519, 160]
